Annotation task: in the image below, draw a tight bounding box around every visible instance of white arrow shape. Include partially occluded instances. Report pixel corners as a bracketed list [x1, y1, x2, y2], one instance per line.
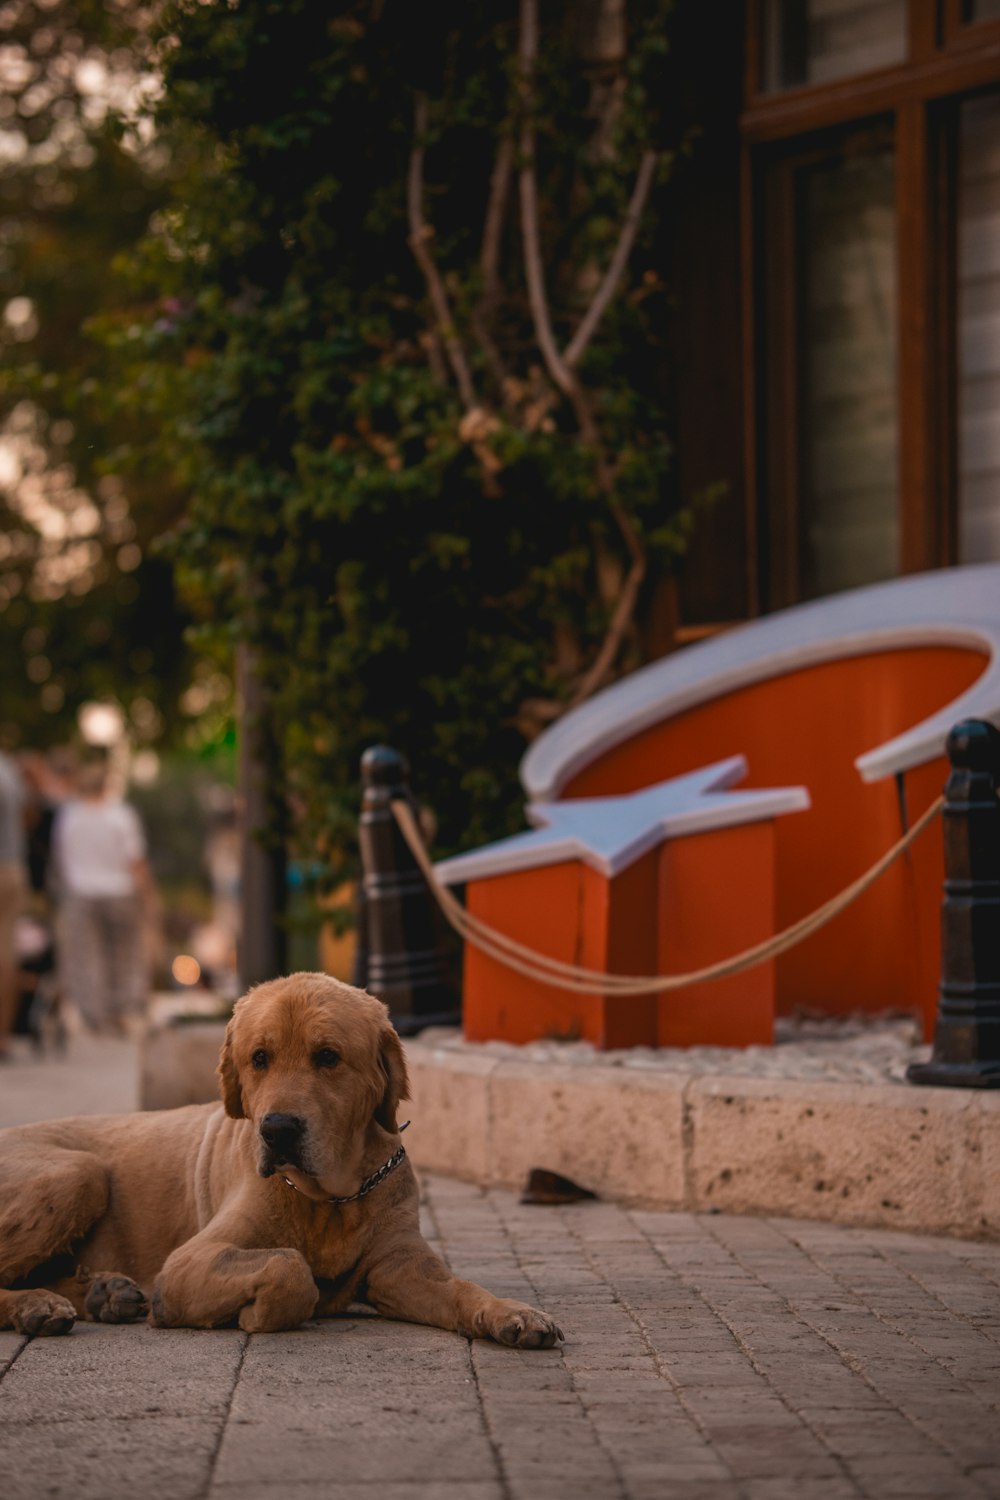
[433, 756, 810, 886]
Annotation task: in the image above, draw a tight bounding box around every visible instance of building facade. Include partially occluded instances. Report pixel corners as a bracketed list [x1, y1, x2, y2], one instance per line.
[674, 0, 1000, 632]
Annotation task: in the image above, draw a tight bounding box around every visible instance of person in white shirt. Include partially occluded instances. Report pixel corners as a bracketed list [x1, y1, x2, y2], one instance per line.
[52, 758, 156, 1033]
[0, 750, 27, 1059]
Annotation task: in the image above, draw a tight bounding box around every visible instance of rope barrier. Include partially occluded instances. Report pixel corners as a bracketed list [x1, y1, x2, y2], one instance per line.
[390, 793, 945, 997]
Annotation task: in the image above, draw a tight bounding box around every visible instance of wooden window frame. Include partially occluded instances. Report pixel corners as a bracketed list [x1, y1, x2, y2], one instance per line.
[941, 0, 1000, 51]
[741, 0, 1000, 609]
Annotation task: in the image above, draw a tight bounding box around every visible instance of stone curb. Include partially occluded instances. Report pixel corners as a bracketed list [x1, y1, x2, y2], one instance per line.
[136, 1017, 1000, 1241]
[402, 1038, 1000, 1241]
[139, 1018, 228, 1112]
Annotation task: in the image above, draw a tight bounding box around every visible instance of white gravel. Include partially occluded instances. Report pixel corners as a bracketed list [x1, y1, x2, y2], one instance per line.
[416, 1012, 933, 1087]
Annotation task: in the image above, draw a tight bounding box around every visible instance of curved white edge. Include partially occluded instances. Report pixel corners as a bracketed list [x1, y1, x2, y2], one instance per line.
[856, 673, 1000, 781]
[520, 565, 1000, 800]
[434, 834, 586, 886]
[433, 785, 810, 886]
[524, 753, 750, 827]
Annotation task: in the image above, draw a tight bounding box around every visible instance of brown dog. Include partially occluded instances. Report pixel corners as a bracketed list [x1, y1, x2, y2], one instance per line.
[0, 973, 562, 1346]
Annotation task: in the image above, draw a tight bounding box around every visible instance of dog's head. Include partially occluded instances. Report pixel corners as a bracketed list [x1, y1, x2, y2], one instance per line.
[217, 972, 409, 1200]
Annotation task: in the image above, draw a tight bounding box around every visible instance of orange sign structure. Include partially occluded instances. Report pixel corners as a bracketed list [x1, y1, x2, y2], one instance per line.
[435, 566, 1000, 1050]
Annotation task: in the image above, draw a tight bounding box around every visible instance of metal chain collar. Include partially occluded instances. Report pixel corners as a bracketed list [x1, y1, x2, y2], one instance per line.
[282, 1121, 411, 1206]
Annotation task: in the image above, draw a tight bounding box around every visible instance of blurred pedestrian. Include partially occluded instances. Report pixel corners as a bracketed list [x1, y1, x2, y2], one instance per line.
[15, 749, 77, 1048]
[51, 756, 156, 1034]
[20, 747, 76, 898]
[0, 750, 28, 1059]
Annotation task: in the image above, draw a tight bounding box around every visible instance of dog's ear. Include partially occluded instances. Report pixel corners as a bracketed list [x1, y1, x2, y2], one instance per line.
[375, 1022, 410, 1132]
[217, 1020, 245, 1119]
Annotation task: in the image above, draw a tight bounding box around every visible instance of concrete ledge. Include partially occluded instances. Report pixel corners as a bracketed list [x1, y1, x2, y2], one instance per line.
[403, 1037, 1000, 1241]
[139, 1017, 227, 1112]
[135, 1007, 999, 1240]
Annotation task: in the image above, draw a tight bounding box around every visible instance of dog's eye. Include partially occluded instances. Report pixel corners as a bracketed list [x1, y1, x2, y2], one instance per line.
[251, 1049, 269, 1070]
[314, 1048, 340, 1069]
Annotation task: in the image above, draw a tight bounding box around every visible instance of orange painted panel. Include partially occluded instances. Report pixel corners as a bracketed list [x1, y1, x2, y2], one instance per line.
[656, 823, 775, 1048]
[464, 862, 605, 1045]
[585, 853, 659, 1049]
[463, 855, 660, 1048]
[562, 646, 983, 1031]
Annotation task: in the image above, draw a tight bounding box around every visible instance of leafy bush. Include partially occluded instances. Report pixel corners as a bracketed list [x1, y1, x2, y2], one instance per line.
[111, 0, 699, 886]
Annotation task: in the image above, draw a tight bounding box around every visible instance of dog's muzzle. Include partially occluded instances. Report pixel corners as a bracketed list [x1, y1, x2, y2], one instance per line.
[258, 1112, 307, 1176]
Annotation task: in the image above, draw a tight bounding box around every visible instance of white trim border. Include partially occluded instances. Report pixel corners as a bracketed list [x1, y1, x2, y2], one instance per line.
[520, 565, 1000, 799]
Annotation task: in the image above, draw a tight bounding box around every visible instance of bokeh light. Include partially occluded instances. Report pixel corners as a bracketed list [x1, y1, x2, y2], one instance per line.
[171, 954, 201, 987]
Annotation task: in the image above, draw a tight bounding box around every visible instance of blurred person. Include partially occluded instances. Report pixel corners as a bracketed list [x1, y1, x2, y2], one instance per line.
[0, 750, 28, 1059]
[14, 749, 78, 1049]
[51, 756, 156, 1034]
[20, 748, 76, 898]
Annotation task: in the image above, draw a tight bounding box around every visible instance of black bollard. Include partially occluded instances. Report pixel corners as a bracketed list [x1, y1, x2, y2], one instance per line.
[908, 719, 1000, 1088]
[357, 746, 461, 1036]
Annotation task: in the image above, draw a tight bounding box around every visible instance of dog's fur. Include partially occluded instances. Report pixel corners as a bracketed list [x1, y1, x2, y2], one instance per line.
[0, 973, 561, 1346]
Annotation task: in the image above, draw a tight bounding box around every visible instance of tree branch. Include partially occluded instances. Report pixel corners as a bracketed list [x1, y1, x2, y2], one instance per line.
[480, 132, 513, 315]
[516, 0, 649, 710]
[407, 92, 477, 410]
[566, 537, 645, 706]
[563, 148, 658, 370]
[473, 131, 516, 405]
[517, 0, 575, 399]
[564, 382, 647, 705]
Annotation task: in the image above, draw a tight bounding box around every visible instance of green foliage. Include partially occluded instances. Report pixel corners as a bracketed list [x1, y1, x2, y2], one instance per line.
[109, 0, 700, 881]
[0, 0, 195, 751]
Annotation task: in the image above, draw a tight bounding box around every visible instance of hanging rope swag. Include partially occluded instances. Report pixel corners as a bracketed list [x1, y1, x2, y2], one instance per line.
[390, 794, 945, 998]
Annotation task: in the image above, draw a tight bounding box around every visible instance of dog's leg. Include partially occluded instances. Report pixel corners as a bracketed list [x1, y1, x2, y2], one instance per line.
[363, 1234, 563, 1348]
[0, 1148, 109, 1337]
[151, 1216, 319, 1332]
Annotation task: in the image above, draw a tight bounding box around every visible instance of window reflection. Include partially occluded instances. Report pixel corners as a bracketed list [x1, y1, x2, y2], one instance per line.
[760, 0, 906, 94]
[958, 93, 1000, 562]
[798, 147, 899, 598]
[967, 1, 1000, 23]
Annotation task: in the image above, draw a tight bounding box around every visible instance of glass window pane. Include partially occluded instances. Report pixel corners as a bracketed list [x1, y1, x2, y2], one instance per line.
[958, 93, 1000, 563]
[761, 0, 907, 94]
[798, 147, 899, 598]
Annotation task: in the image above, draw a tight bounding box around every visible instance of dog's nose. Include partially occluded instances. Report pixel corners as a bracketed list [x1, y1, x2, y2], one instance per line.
[260, 1113, 305, 1158]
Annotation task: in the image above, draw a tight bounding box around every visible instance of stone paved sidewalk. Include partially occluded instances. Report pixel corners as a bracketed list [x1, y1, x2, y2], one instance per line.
[0, 1030, 137, 1129]
[2, 1036, 1000, 1498]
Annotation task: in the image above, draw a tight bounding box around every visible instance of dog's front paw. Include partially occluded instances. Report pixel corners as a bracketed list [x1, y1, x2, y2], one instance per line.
[12, 1290, 77, 1338]
[487, 1299, 564, 1349]
[85, 1273, 149, 1324]
[236, 1250, 319, 1333]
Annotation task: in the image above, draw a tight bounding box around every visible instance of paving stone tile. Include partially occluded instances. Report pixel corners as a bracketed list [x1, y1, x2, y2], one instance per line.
[614, 1459, 734, 1485]
[0, 1415, 222, 1500]
[0, 1322, 245, 1423]
[623, 1487, 745, 1500]
[504, 1481, 627, 1500]
[840, 1457, 987, 1498]
[214, 1413, 499, 1487]
[741, 1479, 863, 1500]
[211, 1487, 505, 1500]
[497, 1427, 621, 1471]
[0, 1333, 23, 1377]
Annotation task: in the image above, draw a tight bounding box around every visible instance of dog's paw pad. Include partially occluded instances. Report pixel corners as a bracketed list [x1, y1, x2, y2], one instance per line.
[85, 1274, 149, 1324]
[495, 1306, 564, 1349]
[14, 1293, 77, 1338]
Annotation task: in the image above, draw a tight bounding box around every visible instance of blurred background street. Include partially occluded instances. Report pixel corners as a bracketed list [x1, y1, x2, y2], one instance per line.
[0, 1028, 136, 1127]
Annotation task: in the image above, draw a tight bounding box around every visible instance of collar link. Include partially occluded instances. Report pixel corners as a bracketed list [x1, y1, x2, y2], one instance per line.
[282, 1121, 411, 1206]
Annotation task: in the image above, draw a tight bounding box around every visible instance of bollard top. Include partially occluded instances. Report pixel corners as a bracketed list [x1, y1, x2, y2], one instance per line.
[947, 719, 1000, 776]
[361, 745, 411, 790]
